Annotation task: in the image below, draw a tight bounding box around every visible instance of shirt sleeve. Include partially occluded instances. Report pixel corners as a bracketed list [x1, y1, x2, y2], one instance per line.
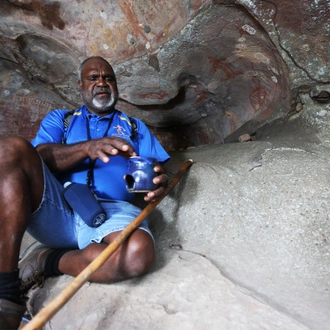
[31, 110, 69, 147]
[134, 118, 171, 164]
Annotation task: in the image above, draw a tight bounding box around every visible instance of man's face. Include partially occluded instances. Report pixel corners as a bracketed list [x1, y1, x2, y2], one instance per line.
[78, 58, 119, 116]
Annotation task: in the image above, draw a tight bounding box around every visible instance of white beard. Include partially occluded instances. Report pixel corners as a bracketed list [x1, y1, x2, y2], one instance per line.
[92, 94, 115, 109]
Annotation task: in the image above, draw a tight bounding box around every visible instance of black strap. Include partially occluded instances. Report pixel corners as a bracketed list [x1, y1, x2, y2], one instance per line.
[63, 110, 74, 129]
[86, 115, 114, 187]
[129, 116, 138, 141]
[62, 110, 75, 144]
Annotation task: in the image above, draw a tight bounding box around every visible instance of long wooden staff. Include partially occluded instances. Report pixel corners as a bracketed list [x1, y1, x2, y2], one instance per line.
[23, 159, 193, 330]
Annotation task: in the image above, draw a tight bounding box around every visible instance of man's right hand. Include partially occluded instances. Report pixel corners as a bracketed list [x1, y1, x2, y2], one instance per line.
[36, 136, 136, 172]
[86, 136, 137, 163]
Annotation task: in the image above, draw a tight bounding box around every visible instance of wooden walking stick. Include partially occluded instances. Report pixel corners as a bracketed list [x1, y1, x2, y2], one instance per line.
[23, 159, 193, 330]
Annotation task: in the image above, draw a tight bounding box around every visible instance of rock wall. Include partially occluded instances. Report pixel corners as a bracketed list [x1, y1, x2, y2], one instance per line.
[23, 111, 330, 329]
[1, 0, 328, 149]
[9, 1, 330, 328]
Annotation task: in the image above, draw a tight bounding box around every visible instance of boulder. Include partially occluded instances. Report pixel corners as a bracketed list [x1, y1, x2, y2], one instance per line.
[22, 103, 330, 329]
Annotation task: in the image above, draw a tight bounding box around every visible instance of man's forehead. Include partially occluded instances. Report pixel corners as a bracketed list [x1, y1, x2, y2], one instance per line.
[82, 58, 113, 73]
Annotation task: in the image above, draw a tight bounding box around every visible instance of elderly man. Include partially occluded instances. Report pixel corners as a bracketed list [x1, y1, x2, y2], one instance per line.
[0, 56, 170, 329]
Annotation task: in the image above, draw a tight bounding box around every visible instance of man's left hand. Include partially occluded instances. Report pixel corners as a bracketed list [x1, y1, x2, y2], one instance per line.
[144, 163, 168, 202]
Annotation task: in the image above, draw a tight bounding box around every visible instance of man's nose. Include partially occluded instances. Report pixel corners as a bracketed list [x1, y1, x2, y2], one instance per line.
[96, 76, 107, 86]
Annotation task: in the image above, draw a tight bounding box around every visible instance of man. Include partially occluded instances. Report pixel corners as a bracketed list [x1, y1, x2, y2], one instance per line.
[0, 56, 170, 329]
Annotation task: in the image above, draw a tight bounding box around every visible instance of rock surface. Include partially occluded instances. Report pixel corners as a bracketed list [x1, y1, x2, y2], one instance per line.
[1, 0, 329, 149]
[2, 0, 329, 328]
[21, 100, 330, 330]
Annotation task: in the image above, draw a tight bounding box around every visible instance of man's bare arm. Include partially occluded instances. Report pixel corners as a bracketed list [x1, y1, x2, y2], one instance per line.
[36, 136, 137, 172]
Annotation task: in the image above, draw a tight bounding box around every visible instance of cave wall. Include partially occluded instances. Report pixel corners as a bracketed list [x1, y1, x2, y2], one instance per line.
[0, 0, 329, 150]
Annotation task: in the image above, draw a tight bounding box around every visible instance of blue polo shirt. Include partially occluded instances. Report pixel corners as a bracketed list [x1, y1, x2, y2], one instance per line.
[31, 105, 170, 201]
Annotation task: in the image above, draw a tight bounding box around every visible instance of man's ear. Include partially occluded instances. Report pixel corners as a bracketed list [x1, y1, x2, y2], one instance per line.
[78, 80, 83, 90]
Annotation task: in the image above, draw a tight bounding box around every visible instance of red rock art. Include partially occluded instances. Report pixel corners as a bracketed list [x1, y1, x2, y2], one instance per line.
[208, 57, 244, 81]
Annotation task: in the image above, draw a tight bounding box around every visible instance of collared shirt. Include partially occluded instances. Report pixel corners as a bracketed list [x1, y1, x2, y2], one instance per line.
[31, 105, 170, 201]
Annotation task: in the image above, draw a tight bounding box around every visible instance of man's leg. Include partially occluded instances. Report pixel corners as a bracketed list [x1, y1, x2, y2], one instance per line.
[19, 228, 155, 288]
[20, 194, 155, 286]
[0, 137, 44, 329]
[58, 229, 155, 283]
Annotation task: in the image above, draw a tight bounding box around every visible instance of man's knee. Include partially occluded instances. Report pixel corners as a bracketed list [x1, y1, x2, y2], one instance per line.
[0, 137, 43, 210]
[103, 229, 155, 281]
[124, 230, 155, 277]
[0, 137, 36, 164]
[82, 230, 155, 283]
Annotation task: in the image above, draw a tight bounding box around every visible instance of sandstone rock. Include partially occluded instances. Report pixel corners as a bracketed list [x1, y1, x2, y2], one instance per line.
[22, 115, 330, 330]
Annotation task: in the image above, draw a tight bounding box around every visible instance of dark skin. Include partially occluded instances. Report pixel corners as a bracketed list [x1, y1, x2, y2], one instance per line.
[0, 57, 168, 282]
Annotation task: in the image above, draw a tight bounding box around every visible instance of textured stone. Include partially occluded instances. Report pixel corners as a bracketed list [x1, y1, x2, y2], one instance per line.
[1, 0, 313, 149]
[5, 0, 329, 328]
[22, 109, 330, 329]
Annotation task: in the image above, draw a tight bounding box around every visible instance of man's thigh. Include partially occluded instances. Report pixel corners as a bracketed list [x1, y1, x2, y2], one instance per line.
[76, 200, 154, 249]
[27, 161, 78, 248]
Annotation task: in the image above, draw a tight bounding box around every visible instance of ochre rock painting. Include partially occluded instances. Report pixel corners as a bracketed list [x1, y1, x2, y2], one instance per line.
[0, 0, 329, 150]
